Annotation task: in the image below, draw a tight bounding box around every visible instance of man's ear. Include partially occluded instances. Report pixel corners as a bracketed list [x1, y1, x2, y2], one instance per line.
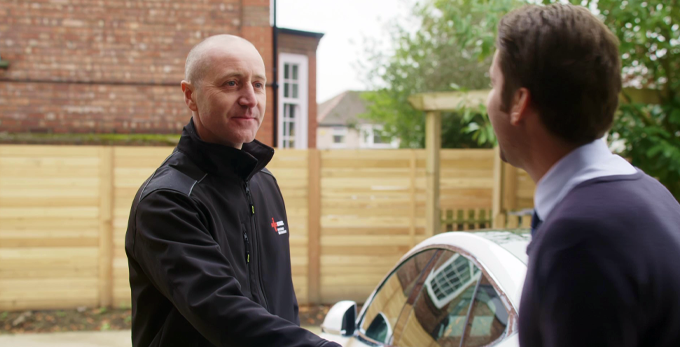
[181, 80, 198, 112]
[509, 87, 531, 126]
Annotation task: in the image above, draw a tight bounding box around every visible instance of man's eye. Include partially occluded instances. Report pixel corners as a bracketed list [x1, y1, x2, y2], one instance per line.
[225, 81, 237, 87]
[254, 82, 264, 88]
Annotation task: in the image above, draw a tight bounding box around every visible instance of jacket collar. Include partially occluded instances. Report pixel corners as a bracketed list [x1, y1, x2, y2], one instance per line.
[176, 118, 274, 180]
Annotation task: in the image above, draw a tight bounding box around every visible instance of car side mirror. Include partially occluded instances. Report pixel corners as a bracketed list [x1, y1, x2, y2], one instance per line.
[321, 300, 357, 337]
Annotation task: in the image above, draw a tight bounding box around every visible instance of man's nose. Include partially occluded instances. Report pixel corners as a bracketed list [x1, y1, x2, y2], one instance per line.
[238, 83, 257, 108]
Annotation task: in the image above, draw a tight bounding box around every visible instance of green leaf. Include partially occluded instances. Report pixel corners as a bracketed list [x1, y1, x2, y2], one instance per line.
[670, 108, 680, 125]
[646, 145, 664, 158]
[479, 130, 487, 144]
[466, 123, 480, 132]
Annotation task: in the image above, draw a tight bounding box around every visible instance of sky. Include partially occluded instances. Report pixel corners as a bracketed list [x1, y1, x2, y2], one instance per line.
[276, 0, 416, 104]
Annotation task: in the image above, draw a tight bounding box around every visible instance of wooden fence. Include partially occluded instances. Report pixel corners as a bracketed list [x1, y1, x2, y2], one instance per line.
[0, 145, 534, 311]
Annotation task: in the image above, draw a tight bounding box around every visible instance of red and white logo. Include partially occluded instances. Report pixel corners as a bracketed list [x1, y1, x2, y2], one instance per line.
[270, 217, 287, 235]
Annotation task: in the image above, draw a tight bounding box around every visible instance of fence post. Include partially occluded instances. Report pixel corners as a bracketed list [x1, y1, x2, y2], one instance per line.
[521, 214, 533, 228]
[425, 111, 441, 236]
[492, 146, 503, 228]
[409, 150, 417, 247]
[307, 149, 321, 304]
[98, 147, 114, 308]
[503, 163, 518, 212]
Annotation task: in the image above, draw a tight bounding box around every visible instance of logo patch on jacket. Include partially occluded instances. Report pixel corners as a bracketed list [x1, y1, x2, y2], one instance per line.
[270, 217, 287, 235]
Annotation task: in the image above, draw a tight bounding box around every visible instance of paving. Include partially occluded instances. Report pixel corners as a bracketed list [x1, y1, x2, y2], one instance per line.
[0, 327, 322, 347]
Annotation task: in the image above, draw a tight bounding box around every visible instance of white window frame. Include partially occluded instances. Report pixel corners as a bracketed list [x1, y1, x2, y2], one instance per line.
[424, 253, 482, 309]
[360, 124, 396, 149]
[278, 53, 308, 149]
[331, 126, 348, 148]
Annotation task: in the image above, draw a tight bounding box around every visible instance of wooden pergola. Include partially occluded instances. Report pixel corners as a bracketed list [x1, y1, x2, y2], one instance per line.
[408, 88, 660, 235]
[408, 90, 495, 235]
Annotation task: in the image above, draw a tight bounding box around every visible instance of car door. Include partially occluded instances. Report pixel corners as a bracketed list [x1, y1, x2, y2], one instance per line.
[392, 249, 513, 347]
[351, 249, 440, 346]
[351, 247, 514, 347]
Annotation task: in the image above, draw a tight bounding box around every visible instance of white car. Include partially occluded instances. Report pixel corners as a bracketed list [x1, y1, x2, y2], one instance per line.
[320, 231, 530, 347]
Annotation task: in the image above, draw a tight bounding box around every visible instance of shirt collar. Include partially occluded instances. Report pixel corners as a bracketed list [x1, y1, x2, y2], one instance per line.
[534, 139, 622, 221]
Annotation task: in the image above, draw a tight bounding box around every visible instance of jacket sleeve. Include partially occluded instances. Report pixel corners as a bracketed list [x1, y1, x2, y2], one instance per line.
[522, 219, 639, 347]
[131, 189, 340, 347]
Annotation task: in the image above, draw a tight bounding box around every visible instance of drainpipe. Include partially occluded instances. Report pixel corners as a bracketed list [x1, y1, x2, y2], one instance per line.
[272, 0, 279, 148]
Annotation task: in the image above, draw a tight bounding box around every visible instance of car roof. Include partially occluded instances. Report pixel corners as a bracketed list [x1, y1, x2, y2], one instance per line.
[472, 229, 531, 265]
[406, 230, 530, 310]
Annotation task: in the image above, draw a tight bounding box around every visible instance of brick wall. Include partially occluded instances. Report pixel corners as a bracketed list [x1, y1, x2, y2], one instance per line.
[0, 0, 275, 146]
[278, 32, 322, 149]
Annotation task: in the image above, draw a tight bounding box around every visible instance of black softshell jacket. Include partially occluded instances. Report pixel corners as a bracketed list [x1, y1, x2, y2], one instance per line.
[125, 120, 340, 347]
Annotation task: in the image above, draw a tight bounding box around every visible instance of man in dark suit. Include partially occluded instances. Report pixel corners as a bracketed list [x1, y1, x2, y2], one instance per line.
[486, 4, 680, 347]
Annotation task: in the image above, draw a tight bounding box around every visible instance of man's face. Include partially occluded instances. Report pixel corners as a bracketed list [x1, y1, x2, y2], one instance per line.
[190, 43, 266, 148]
[487, 51, 516, 165]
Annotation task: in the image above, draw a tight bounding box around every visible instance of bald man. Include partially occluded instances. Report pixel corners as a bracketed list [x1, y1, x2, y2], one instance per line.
[125, 35, 341, 347]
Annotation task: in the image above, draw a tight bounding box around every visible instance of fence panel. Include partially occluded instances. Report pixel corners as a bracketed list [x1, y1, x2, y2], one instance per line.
[0, 146, 103, 311]
[0, 145, 532, 310]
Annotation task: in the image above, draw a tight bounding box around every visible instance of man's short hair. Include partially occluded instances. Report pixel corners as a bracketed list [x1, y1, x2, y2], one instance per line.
[496, 4, 622, 145]
[184, 35, 252, 84]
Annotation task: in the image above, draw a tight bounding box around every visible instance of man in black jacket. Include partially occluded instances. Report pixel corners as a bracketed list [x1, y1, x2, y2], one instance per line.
[125, 35, 341, 347]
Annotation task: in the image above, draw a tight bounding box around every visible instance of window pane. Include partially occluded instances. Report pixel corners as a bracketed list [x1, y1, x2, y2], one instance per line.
[288, 138, 295, 148]
[462, 276, 508, 347]
[362, 250, 439, 345]
[284, 83, 289, 98]
[288, 104, 296, 119]
[283, 121, 290, 137]
[372, 127, 387, 144]
[292, 64, 298, 80]
[333, 135, 344, 144]
[284, 103, 293, 119]
[292, 83, 299, 99]
[394, 251, 480, 347]
[283, 120, 295, 137]
[284, 64, 289, 79]
[362, 128, 371, 144]
[374, 134, 385, 144]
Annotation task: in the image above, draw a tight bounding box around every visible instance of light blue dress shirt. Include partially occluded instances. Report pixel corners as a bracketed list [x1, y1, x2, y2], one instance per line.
[534, 139, 638, 221]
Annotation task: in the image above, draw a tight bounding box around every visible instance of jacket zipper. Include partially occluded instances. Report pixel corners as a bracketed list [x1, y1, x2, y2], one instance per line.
[242, 228, 251, 278]
[245, 181, 269, 310]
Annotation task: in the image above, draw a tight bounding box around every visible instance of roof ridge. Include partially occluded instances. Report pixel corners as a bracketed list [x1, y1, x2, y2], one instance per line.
[317, 91, 348, 122]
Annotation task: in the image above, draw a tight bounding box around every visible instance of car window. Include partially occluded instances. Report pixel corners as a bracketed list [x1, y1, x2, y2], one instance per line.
[361, 249, 439, 344]
[393, 250, 482, 347]
[462, 275, 508, 347]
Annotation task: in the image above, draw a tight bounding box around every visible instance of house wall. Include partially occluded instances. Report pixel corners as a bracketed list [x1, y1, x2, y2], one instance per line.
[317, 125, 400, 149]
[0, 0, 275, 146]
[317, 126, 362, 149]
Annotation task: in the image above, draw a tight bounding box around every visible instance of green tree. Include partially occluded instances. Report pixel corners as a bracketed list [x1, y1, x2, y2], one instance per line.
[359, 0, 523, 148]
[460, 0, 680, 199]
[363, 0, 680, 199]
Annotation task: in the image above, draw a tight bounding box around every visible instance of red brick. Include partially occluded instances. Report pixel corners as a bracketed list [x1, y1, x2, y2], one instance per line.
[0, 0, 276, 141]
